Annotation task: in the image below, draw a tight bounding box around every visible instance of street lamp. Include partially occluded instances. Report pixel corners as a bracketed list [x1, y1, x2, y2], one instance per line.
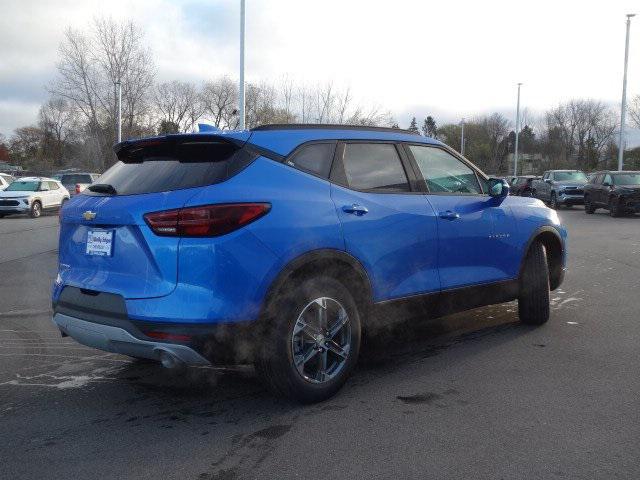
[460, 118, 465, 155]
[238, 0, 246, 130]
[617, 13, 635, 171]
[514, 82, 522, 176]
[115, 80, 122, 143]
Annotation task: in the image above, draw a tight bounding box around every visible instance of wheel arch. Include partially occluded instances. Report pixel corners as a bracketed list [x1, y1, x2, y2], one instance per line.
[260, 249, 373, 323]
[519, 226, 565, 291]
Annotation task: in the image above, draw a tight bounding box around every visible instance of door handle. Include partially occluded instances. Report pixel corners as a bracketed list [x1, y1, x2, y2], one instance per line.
[439, 210, 460, 220]
[342, 204, 369, 216]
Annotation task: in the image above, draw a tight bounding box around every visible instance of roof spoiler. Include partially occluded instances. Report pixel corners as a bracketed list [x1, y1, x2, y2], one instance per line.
[113, 132, 252, 162]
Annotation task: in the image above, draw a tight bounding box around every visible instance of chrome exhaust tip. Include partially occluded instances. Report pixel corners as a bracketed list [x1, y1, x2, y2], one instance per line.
[156, 349, 185, 369]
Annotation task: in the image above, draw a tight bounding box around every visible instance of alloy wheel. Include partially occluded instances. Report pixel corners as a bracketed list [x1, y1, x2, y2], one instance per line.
[291, 297, 351, 384]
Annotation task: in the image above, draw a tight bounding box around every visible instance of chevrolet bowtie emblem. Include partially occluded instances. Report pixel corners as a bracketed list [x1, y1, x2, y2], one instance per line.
[83, 211, 97, 221]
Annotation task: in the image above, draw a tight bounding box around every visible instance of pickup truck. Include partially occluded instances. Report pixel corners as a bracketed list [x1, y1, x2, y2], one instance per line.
[532, 170, 588, 209]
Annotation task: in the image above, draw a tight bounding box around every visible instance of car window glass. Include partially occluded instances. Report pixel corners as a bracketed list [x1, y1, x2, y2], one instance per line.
[613, 173, 640, 186]
[604, 174, 612, 185]
[48, 181, 59, 190]
[287, 143, 335, 178]
[408, 145, 481, 194]
[340, 143, 410, 192]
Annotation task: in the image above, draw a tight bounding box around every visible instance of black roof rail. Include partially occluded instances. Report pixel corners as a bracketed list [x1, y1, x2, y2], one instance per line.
[250, 123, 420, 135]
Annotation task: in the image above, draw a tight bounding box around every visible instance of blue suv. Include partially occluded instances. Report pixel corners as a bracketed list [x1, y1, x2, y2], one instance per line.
[52, 125, 566, 403]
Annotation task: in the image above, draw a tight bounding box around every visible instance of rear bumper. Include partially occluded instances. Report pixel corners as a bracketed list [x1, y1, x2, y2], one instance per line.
[52, 313, 211, 365]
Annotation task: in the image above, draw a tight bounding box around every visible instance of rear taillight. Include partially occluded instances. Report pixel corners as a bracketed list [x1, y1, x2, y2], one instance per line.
[144, 203, 271, 237]
[75, 184, 81, 194]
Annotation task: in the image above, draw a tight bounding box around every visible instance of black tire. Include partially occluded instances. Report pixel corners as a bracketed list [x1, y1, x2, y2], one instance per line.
[256, 276, 362, 403]
[518, 241, 550, 326]
[584, 196, 595, 214]
[29, 201, 42, 218]
[549, 193, 559, 210]
[609, 197, 621, 217]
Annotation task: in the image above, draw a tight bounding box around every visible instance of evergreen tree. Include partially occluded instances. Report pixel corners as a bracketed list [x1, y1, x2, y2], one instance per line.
[407, 117, 419, 133]
[422, 116, 437, 138]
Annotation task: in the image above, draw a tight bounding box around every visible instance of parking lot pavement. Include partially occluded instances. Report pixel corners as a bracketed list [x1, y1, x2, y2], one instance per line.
[0, 209, 639, 480]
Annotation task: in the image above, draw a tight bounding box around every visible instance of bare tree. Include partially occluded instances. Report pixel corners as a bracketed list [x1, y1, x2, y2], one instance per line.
[629, 94, 640, 129]
[153, 81, 202, 132]
[201, 77, 238, 129]
[39, 97, 78, 166]
[49, 17, 155, 168]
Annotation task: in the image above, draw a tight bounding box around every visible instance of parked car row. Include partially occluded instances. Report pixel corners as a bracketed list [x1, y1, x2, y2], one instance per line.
[0, 171, 100, 219]
[509, 169, 640, 218]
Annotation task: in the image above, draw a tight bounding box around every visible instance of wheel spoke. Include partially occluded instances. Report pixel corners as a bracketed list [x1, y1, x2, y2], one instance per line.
[295, 346, 319, 367]
[315, 298, 328, 331]
[328, 310, 348, 338]
[325, 340, 348, 359]
[317, 349, 328, 381]
[293, 319, 321, 338]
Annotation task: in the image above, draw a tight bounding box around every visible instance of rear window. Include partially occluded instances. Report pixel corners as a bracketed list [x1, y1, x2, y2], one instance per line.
[91, 141, 254, 196]
[61, 174, 93, 184]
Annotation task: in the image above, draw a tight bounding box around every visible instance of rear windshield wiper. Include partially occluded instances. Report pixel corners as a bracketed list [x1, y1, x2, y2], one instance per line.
[88, 183, 117, 195]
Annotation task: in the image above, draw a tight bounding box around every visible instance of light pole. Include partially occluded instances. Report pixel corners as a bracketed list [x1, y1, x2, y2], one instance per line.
[617, 14, 635, 171]
[238, 0, 246, 130]
[115, 80, 122, 143]
[460, 118, 465, 155]
[514, 82, 522, 176]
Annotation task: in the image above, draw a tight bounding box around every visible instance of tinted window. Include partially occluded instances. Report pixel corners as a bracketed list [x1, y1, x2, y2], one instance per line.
[339, 143, 410, 192]
[408, 145, 482, 194]
[92, 142, 253, 196]
[61, 174, 93, 184]
[612, 173, 640, 186]
[287, 143, 335, 178]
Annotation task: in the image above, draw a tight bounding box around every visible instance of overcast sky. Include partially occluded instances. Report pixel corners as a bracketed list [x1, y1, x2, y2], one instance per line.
[1, 0, 639, 137]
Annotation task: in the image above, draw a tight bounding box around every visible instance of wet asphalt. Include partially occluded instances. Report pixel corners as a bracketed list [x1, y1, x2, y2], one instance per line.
[0, 208, 639, 479]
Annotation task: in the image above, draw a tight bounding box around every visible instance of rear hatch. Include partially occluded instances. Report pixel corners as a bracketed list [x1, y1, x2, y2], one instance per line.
[58, 132, 252, 299]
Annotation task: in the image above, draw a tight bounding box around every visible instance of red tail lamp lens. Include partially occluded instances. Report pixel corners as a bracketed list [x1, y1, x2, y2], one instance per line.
[144, 203, 270, 237]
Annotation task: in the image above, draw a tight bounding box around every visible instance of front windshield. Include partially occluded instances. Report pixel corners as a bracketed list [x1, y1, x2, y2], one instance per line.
[5, 181, 40, 192]
[613, 173, 640, 186]
[555, 171, 587, 182]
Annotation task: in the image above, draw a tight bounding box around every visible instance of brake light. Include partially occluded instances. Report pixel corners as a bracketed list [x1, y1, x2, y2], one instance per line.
[75, 184, 81, 194]
[144, 203, 271, 237]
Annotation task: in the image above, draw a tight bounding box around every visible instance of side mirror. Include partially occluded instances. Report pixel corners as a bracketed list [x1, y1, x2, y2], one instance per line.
[544, 179, 552, 184]
[602, 182, 611, 187]
[488, 178, 509, 198]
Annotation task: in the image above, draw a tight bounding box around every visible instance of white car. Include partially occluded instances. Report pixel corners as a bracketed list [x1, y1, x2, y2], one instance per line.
[0, 177, 70, 218]
[0, 173, 13, 190]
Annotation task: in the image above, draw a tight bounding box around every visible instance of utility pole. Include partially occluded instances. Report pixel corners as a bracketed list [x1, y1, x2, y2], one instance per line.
[514, 82, 522, 176]
[239, 0, 246, 130]
[617, 14, 635, 171]
[460, 118, 465, 155]
[115, 80, 122, 143]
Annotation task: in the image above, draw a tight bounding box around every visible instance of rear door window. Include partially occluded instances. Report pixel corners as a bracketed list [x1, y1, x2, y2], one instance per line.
[333, 143, 410, 192]
[90, 141, 255, 196]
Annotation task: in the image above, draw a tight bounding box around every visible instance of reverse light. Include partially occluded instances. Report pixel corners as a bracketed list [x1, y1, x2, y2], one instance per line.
[144, 203, 271, 237]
